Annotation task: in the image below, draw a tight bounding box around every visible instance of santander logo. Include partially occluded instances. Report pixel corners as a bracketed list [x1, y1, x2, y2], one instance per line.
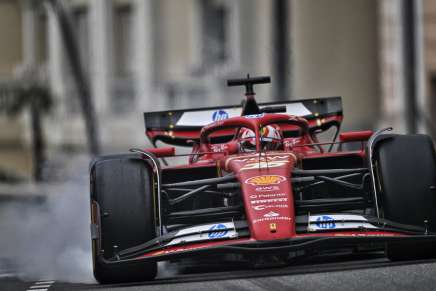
[263, 211, 280, 218]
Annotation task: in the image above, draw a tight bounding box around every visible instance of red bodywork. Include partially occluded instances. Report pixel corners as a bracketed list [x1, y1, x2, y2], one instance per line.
[91, 78, 436, 284]
[132, 109, 410, 260]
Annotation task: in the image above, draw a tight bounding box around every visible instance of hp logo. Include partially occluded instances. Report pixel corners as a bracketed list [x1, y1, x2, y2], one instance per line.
[315, 216, 336, 229]
[208, 224, 228, 238]
[212, 110, 229, 121]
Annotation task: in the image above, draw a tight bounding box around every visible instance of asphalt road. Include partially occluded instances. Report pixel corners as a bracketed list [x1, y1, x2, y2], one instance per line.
[2, 254, 436, 291]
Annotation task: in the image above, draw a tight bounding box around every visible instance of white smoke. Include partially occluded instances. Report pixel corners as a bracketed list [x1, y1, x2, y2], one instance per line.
[0, 154, 95, 283]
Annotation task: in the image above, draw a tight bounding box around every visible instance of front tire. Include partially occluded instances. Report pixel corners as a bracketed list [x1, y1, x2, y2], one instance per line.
[90, 154, 157, 283]
[374, 134, 436, 260]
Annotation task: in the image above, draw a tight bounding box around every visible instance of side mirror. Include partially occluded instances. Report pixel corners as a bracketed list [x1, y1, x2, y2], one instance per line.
[142, 146, 175, 157]
[339, 130, 373, 143]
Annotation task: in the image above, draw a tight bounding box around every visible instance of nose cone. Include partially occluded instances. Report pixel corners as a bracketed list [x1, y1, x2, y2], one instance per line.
[225, 153, 297, 240]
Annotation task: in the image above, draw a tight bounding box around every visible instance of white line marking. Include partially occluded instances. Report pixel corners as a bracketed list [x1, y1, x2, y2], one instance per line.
[27, 279, 55, 291]
[35, 281, 55, 284]
[0, 273, 14, 278]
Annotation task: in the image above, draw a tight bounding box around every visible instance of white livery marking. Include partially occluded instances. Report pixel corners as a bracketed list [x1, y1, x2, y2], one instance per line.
[263, 211, 280, 218]
[284, 103, 312, 116]
[251, 198, 288, 204]
[297, 214, 378, 231]
[175, 102, 311, 127]
[176, 108, 241, 126]
[253, 204, 288, 211]
[166, 222, 237, 246]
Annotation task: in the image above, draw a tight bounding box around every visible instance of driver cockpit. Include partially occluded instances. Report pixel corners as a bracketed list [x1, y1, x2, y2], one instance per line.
[238, 125, 283, 152]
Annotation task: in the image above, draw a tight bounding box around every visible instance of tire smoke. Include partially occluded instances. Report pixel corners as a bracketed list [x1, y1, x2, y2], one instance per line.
[0, 155, 95, 283]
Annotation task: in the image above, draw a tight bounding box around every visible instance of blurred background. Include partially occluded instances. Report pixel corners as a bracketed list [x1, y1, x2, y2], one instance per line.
[0, 0, 435, 282]
[0, 0, 435, 181]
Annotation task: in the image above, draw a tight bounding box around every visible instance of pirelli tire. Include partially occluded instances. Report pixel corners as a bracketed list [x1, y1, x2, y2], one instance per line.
[374, 134, 436, 261]
[90, 154, 157, 283]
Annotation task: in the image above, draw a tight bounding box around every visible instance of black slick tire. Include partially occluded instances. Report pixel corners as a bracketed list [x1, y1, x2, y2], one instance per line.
[90, 153, 157, 283]
[374, 134, 436, 260]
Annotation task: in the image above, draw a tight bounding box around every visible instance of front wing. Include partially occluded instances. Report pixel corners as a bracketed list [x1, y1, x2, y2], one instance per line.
[92, 215, 436, 265]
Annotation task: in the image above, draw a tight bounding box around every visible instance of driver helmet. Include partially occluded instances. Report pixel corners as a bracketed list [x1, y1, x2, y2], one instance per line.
[239, 125, 283, 152]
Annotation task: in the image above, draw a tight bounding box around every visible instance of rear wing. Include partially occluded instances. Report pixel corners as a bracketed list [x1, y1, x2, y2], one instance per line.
[144, 97, 343, 147]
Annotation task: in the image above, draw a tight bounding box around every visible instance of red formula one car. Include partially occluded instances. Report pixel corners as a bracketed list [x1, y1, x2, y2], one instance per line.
[90, 76, 436, 284]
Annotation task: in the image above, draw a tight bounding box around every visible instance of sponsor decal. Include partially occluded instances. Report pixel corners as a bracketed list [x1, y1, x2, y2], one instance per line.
[245, 175, 286, 186]
[259, 193, 286, 198]
[296, 214, 369, 224]
[240, 161, 288, 171]
[174, 103, 311, 127]
[208, 223, 229, 238]
[315, 215, 336, 229]
[210, 144, 228, 152]
[250, 193, 286, 199]
[284, 138, 305, 147]
[232, 155, 290, 163]
[253, 216, 292, 224]
[225, 154, 296, 170]
[251, 198, 288, 204]
[302, 214, 379, 232]
[176, 108, 241, 126]
[166, 222, 236, 246]
[253, 204, 289, 211]
[244, 113, 264, 119]
[212, 110, 229, 121]
[263, 211, 279, 218]
[255, 185, 280, 192]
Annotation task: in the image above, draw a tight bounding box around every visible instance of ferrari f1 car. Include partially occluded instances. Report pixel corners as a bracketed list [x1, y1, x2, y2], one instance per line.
[90, 76, 436, 283]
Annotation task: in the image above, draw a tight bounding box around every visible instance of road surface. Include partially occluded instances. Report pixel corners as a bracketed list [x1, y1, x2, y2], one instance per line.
[1, 253, 436, 291]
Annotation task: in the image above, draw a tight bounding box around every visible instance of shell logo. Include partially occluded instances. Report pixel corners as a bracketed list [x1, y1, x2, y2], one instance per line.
[245, 175, 286, 186]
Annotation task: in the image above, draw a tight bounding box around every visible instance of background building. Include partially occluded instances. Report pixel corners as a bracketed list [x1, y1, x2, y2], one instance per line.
[0, 0, 434, 179]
